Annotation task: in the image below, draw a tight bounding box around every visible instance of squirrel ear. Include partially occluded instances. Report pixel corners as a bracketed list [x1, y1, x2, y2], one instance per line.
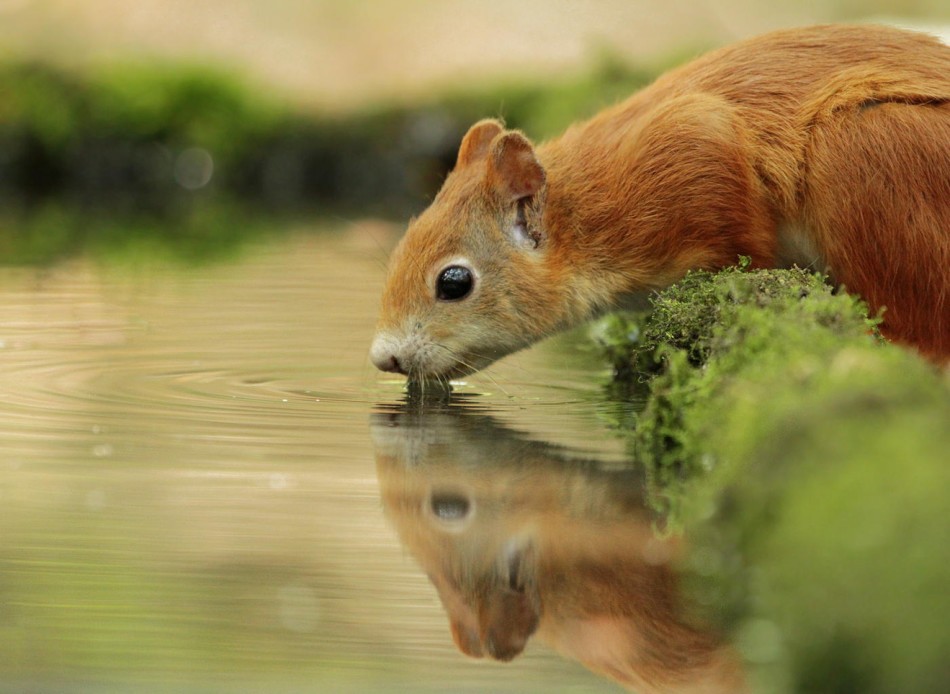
[487, 132, 545, 202]
[456, 119, 505, 168]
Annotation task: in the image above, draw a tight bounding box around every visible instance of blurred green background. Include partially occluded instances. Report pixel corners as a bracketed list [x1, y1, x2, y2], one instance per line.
[1, 0, 948, 263]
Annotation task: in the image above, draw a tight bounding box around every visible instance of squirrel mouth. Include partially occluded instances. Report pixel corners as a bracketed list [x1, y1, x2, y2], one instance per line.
[403, 353, 486, 386]
[406, 364, 474, 386]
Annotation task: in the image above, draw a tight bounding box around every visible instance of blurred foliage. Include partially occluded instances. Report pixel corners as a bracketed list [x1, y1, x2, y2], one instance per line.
[0, 54, 663, 263]
[0, 55, 660, 211]
[0, 63, 271, 199]
[594, 265, 950, 693]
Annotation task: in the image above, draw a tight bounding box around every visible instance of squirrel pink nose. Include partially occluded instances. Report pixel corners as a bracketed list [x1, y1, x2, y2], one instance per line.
[370, 335, 407, 374]
[374, 354, 406, 374]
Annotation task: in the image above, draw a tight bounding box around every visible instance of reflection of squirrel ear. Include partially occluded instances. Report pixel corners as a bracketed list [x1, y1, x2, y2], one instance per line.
[480, 586, 540, 661]
[477, 538, 540, 661]
[487, 132, 546, 202]
[502, 537, 536, 593]
[456, 119, 505, 168]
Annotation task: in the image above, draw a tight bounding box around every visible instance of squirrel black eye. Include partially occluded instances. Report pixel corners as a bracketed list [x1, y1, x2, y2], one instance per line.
[436, 265, 474, 301]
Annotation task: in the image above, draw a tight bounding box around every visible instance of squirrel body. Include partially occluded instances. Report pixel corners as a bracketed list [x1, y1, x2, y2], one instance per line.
[372, 25, 950, 379]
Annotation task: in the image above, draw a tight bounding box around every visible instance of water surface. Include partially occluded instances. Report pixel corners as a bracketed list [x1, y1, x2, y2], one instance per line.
[0, 224, 637, 693]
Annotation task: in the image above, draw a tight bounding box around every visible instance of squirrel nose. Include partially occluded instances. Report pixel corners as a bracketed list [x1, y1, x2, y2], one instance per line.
[370, 336, 407, 374]
[375, 354, 406, 374]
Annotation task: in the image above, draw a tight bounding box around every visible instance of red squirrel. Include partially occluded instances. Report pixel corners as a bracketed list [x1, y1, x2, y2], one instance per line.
[371, 24, 950, 380]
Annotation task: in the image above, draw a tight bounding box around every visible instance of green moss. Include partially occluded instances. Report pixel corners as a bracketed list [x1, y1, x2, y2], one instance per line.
[594, 262, 950, 693]
[599, 263, 882, 481]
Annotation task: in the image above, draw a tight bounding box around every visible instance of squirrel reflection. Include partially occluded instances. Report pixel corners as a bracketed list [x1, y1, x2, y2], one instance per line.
[372, 404, 745, 694]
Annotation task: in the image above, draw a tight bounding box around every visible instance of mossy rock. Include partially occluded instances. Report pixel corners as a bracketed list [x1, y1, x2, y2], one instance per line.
[594, 263, 950, 694]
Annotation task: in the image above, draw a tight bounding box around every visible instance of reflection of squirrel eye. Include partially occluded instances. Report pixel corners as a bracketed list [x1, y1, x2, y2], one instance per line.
[436, 265, 474, 301]
[430, 493, 471, 521]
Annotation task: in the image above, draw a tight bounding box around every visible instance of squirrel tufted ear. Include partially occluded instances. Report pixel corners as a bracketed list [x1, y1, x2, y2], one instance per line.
[487, 132, 545, 202]
[456, 119, 505, 168]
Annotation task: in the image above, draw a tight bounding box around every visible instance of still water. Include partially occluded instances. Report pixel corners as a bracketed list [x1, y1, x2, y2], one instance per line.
[0, 223, 654, 693]
[4, 221, 946, 694]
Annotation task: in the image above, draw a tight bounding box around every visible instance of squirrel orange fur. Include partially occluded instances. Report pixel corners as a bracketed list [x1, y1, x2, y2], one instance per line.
[372, 24, 950, 380]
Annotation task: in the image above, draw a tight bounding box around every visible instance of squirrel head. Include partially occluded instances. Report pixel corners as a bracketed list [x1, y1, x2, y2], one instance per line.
[371, 119, 564, 381]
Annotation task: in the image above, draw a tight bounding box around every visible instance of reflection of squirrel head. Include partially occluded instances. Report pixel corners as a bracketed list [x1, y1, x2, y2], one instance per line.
[372, 406, 745, 693]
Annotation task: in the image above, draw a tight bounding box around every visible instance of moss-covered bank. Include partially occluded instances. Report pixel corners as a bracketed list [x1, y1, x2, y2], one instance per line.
[596, 264, 950, 694]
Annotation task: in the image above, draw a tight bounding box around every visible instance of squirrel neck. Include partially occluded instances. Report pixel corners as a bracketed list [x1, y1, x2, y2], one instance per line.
[534, 125, 674, 320]
[533, 91, 779, 323]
